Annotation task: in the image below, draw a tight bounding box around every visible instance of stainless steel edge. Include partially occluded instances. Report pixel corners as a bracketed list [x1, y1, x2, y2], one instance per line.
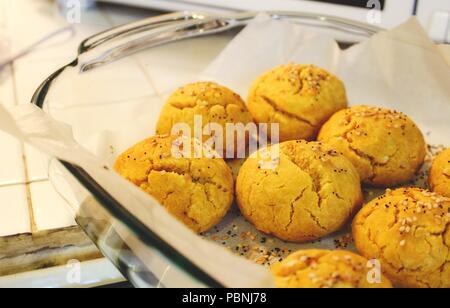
[77, 10, 384, 72]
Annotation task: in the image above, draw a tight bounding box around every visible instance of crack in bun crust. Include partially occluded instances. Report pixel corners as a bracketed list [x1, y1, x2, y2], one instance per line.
[318, 105, 426, 187]
[114, 135, 234, 233]
[271, 249, 393, 288]
[353, 187, 450, 288]
[156, 82, 254, 157]
[236, 140, 363, 243]
[247, 64, 348, 142]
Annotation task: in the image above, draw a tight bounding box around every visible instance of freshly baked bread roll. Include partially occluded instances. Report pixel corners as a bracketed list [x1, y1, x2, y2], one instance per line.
[318, 105, 426, 187]
[272, 249, 392, 288]
[236, 140, 363, 242]
[156, 82, 254, 157]
[114, 135, 234, 233]
[247, 64, 348, 142]
[353, 187, 450, 288]
[429, 148, 450, 198]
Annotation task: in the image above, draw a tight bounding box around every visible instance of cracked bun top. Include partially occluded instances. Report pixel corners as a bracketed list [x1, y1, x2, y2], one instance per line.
[156, 82, 254, 156]
[318, 105, 426, 187]
[353, 187, 450, 288]
[247, 64, 348, 142]
[236, 140, 363, 243]
[271, 249, 392, 288]
[429, 148, 450, 198]
[114, 135, 234, 233]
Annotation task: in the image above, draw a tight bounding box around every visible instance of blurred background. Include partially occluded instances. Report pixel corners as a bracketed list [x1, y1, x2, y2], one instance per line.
[0, 0, 448, 288]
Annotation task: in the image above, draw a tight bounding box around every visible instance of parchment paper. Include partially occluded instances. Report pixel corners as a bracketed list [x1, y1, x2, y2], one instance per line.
[204, 15, 450, 145]
[0, 14, 449, 288]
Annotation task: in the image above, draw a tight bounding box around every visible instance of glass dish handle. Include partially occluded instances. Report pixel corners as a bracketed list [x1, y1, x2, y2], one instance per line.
[77, 11, 383, 72]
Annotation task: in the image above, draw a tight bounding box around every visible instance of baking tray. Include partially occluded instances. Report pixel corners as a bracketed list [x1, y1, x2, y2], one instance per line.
[30, 11, 386, 288]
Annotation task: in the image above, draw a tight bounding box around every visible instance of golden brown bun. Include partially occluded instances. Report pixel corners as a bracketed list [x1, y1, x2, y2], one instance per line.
[429, 148, 450, 198]
[272, 249, 393, 288]
[114, 135, 234, 233]
[247, 64, 348, 142]
[318, 105, 426, 187]
[156, 82, 254, 156]
[353, 187, 450, 288]
[236, 140, 363, 242]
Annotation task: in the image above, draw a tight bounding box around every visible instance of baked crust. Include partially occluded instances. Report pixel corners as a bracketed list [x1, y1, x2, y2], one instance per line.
[271, 249, 393, 288]
[429, 148, 450, 198]
[353, 187, 450, 288]
[114, 135, 234, 233]
[247, 64, 348, 142]
[156, 82, 254, 157]
[236, 140, 363, 242]
[318, 105, 426, 187]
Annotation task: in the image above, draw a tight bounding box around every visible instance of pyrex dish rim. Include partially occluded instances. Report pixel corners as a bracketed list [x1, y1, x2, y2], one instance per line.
[30, 10, 382, 288]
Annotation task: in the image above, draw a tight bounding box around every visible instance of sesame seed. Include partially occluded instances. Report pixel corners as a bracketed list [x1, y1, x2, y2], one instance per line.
[400, 240, 406, 247]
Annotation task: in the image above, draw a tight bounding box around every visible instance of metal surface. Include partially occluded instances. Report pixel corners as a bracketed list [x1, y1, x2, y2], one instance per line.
[77, 11, 382, 72]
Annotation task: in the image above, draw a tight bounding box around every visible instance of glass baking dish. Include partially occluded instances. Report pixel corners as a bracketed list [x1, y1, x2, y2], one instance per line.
[31, 11, 383, 288]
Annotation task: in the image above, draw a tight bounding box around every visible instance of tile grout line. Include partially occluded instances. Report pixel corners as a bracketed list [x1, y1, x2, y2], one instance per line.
[7, 0, 39, 233]
[10, 61, 38, 234]
[22, 154, 38, 233]
[0, 178, 49, 189]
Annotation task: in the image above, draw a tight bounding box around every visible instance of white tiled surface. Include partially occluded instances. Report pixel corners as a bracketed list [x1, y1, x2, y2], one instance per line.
[0, 0, 204, 290]
[0, 1, 155, 238]
[13, 60, 69, 106]
[0, 0, 225, 287]
[24, 145, 49, 182]
[0, 185, 30, 237]
[0, 132, 25, 186]
[29, 181, 76, 231]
